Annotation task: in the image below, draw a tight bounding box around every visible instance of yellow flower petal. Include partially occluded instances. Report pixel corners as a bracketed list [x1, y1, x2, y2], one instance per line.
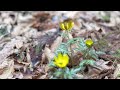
[85, 39, 94, 48]
[58, 53, 62, 59]
[63, 54, 69, 60]
[53, 53, 69, 68]
[66, 22, 69, 30]
[68, 20, 74, 30]
[63, 54, 69, 63]
[59, 20, 74, 31]
[60, 22, 66, 30]
[57, 62, 64, 68]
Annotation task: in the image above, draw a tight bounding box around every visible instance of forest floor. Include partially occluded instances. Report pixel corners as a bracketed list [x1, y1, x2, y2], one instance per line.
[0, 11, 120, 79]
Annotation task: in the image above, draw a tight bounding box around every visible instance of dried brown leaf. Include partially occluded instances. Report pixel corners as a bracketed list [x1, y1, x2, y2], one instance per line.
[39, 73, 48, 79]
[26, 47, 33, 71]
[44, 46, 55, 62]
[13, 72, 23, 79]
[40, 53, 46, 65]
[95, 60, 114, 70]
[0, 60, 14, 79]
[23, 74, 32, 79]
[113, 64, 120, 79]
[50, 36, 62, 52]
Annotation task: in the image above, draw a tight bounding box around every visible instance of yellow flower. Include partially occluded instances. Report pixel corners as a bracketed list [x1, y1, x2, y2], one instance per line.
[59, 20, 74, 31]
[85, 39, 94, 48]
[54, 53, 69, 68]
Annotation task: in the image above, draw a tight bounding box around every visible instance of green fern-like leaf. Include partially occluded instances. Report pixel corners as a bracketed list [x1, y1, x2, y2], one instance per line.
[113, 49, 120, 58]
[0, 26, 8, 36]
[96, 51, 106, 55]
[88, 49, 98, 59]
[79, 60, 95, 67]
[67, 38, 79, 45]
[55, 43, 69, 55]
[77, 38, 87, 51]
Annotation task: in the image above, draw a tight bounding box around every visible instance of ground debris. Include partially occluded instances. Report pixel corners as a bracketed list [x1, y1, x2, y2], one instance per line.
[0, 11, 120, 79]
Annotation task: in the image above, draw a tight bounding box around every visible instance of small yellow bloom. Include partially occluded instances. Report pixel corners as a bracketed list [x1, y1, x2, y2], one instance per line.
[59, 20, 74, 31]
[85, 39, 94, 48]
[54, 53, 69, 68]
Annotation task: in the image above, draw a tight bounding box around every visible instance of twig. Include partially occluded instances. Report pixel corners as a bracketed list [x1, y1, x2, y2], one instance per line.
[99, 54, 120, 62]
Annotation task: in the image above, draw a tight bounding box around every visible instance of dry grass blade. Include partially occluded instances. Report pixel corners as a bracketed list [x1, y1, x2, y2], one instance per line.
[0, 60, 14, 79]
[113, 64, 120, 79]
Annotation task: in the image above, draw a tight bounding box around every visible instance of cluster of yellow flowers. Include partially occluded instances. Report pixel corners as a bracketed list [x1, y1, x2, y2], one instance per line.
[54, 19, 94, 68]
[59, 19, 74, 31]
[53, 20, 73, 68]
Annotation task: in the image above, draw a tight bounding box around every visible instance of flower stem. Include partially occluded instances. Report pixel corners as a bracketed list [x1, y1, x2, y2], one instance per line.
[66, 31, 74, 67]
